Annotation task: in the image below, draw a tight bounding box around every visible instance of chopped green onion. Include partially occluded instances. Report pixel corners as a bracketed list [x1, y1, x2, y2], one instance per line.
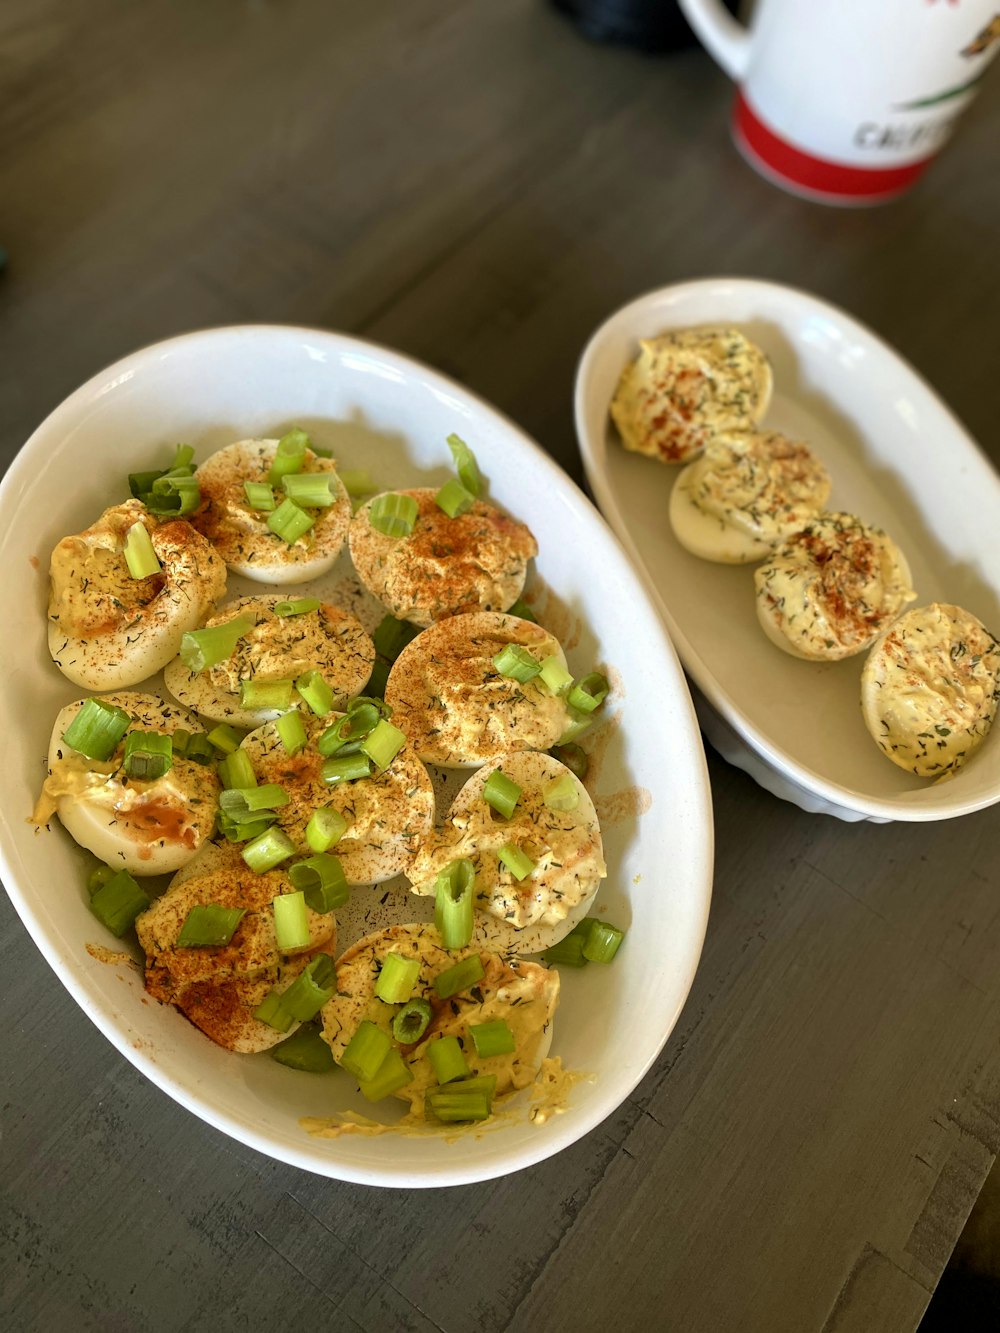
[176, 904, 246, 948]
[350, 695, 393, 719]
[122, 522, 161, 579]
[295, 670, 335, 716]
[549, 742, 588, 781]
[62, 698, 131, 762]
[582, 919, 626, 964]
[180, 614, 255, 672]
[427, 1035, 470, 1085]
[86, 865, 115, 896]
[218, 809, 277, 843]
[433, 953, 485, 999]
[275, 709, 308, 755]
[305, 806, 348, 853]
[364, 657, 391, 698]
[358, 1049, 414, 1103]
[338, 468, 375, 497]
[360, 719, 406, 771]
[289, 854, 349, 912]
[482, 770, 521, 819]
[123, 730, 173, 781]
[318, 704, 380, 757]
[274, 598, 321, 617]
[368, 492, 418, 538]
[270, 1022, 335, 1072]
[492, 644, 541, 683]
[435, 479, 475, 518]
[243, 481, 276, 512]
[567, 672, 610, 715]
[217, 748, 257, 790]
[267, 498, 315, 544]
[543, 773, 579, 811]
[541, 932, 589, 967]
[434, 859, 475, 950]
[220, 783, 289, 813]
[242, 826, 296, 873]
[206, 723, 243, 755]
[555, 708, 594, 746]
[149, 472, 200, 516]
[340, 1020, 393, 1083]
[253, 989, 295, 1032]
[282, 473, 335, 508]
[446, 433, 483, 497]
[539, 655, 573, 696]
[273, 891, 311, 951]
[372, 615, 420, 662]
[426, 1087, 493, 1123]
[182, 732, 216, 766]
[321, 752, 372, 785]
[281, 954, 336, 1020]
[498, 844, 535, 881]
[239, 678, 294, 710]
[469, 1019, 516, 1059]
[89, 870, 149, 938]
[506, 598, 537, 623]
[392, 998, 433, 1045]
[267, 428, 309, 484]
[374, 953, 421, 1005]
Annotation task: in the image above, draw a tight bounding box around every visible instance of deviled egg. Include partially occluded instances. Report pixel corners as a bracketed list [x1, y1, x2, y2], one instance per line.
[409, 752, 606, 950]
[34, 692, 219, 875]
[349, 488, 537, 627]
[861, 602, 1000, 778]
[670, 429, 831, 564]
[610, 327, 772, 465]
[238, 712, 435, 884]
[47, 500, 226, 690]
[384, 612, 572, 767]
[754, 513, 916, 661]
[191, 437, 351, 584]
[163, 594, 376, 728]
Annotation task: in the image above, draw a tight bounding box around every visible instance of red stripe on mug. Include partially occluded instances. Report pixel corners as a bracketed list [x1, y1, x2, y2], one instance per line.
[733, 91, 933, 201]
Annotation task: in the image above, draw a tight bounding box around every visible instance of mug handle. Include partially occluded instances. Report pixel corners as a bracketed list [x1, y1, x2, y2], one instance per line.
[677, 0, 752, 79]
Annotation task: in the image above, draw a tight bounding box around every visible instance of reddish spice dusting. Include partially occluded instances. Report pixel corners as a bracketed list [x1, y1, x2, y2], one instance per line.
[122, 798, 196, 848]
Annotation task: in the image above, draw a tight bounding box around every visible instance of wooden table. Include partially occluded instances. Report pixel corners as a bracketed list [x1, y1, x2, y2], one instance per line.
[2, 3, 999, 1329]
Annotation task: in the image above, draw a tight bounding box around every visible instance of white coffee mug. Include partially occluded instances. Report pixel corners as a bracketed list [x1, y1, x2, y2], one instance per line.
[679, 0, 1000, 203]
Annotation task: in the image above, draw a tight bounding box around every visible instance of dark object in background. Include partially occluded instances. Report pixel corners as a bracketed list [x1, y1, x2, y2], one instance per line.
[552, 0, 734, 54]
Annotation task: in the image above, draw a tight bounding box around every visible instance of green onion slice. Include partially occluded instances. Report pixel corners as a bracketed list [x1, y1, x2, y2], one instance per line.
[498, 844, 535, 881]
[240, 678, 294, 711]
[89, 871, 150, 938]
[469, 1019, 516, 1059]
[282, 473, 335, 508]
[492, 644, 541, 683]
[374, 952, 421, 1005]
[280, 954, 335, 1020]
[364, 658, 391, 699]
[206, 723, 243, 755]
[267, 428, 309, 484]
[567, 672, 610, 715]
[368, 492, 418, 538]
[123, 730, 173, 781]
[181, 732, 216, 766]
[505, 598, 537, 624]
[426, 1081, 494, 1123]
[176, 904, 246, 948]
[372, 615, 420, 662]
[541, 932, 589, 968]
[275, 709, 308, 755]
[446, 433, 482, 497]
[243, 481, 276, 512]
[427, 1035, 470, 1085]
[62, 698, 131, 762]
[391, 998, 433, 1045]
[549, 742, 588, 781]
[219, 783, 289, 813]
[360, 719, 406, 771]
[340, 1020, 393, 1083]
[483, 770, 521, 819]
[295, 670, 335, 717]
[253, 990, 295, 1033]
[86, 864, 116, 896]
[267, 498, 315, 544]
[358, 1049, 414, 1103]
[435, 479, 475, 518]
[543, 772, 579, 811]
[582, 919, 626, 964]
[305, 806, 348, 853]
[288, 854, 349, 913]
[555, 707, 594, 746]
[273, 891, 311, 951]
[539, 655, 573, 696]
[122, 522, 161, 579]
[180, 614, 255, 672]
[434, 859, 475, 950]
[321, 752, 372, 785]
[242, 826, 296, 873]
[217, 748, 257, 790]
[274, 598, 321, 617]
[433, 953, 485, 1000]
[270, 1022, 335, 1072]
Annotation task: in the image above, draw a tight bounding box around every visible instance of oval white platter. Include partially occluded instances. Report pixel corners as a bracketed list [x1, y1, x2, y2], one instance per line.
[0, 325, 713, 1187]
[575, 278, 1000, 823]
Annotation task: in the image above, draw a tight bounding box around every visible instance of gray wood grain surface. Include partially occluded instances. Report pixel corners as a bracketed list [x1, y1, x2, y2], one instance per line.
[2, 2, 999, 1330]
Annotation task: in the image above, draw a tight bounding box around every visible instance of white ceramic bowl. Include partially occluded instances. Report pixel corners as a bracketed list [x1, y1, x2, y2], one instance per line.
[575, 278, 1000, 823]
[0, 326, 713, 1187]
